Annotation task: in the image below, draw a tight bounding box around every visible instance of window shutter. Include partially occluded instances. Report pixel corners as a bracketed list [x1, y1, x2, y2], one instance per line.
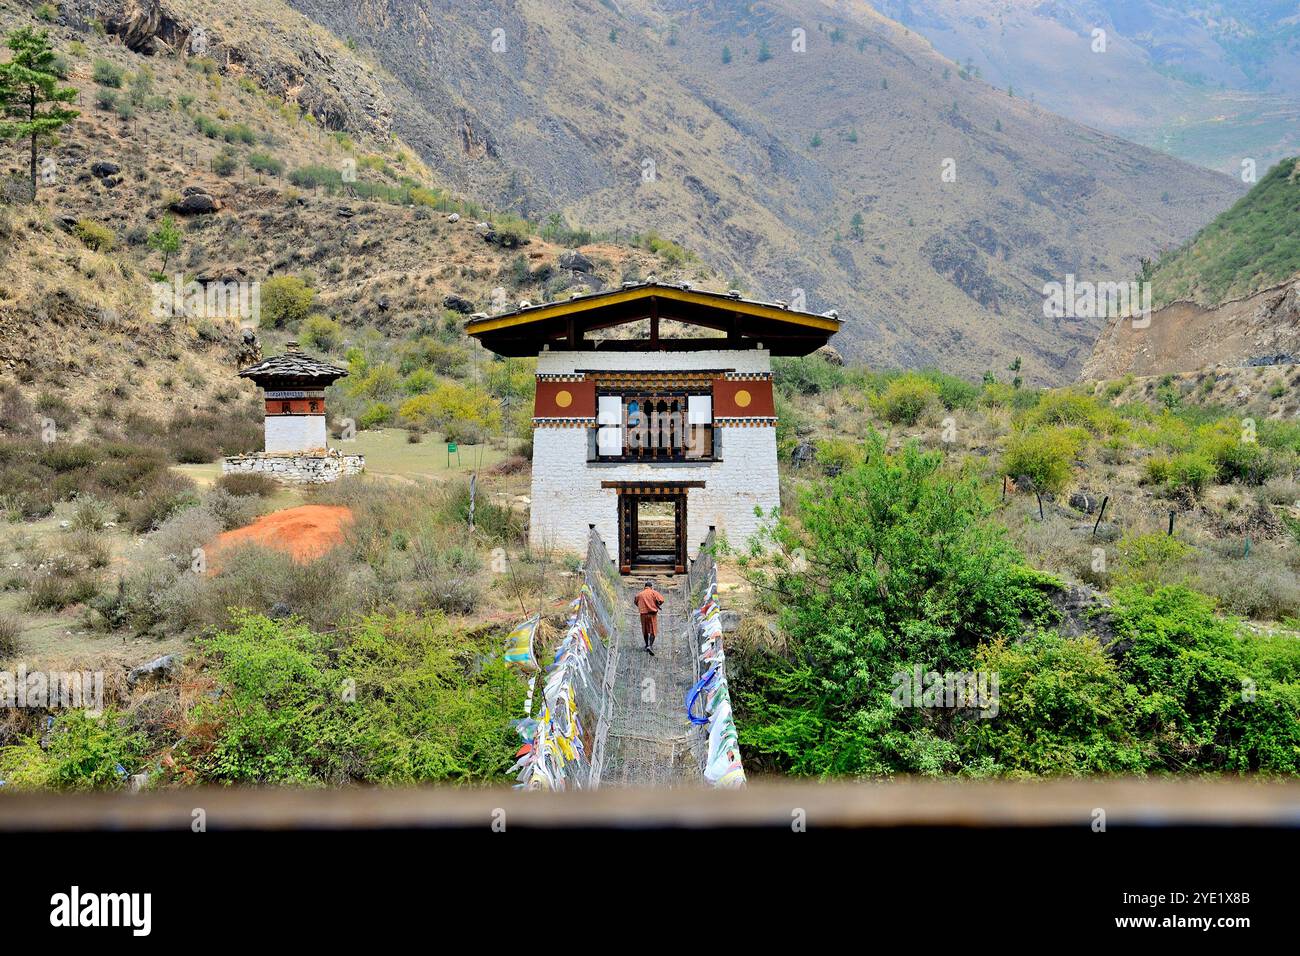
[597, 396, 623, 454]
[688, 395, 712, 425]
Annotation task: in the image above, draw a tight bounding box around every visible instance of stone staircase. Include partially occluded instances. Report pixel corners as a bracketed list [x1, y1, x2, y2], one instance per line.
[638, 514, 676, 553]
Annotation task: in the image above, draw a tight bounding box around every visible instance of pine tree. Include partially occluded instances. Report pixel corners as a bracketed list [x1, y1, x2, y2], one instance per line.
[0, 28, 78, 198]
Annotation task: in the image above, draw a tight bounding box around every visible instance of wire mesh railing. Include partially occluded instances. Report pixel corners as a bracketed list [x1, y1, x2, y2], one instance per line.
[507, 528, 622, 790]
[683, 530, 746, 787]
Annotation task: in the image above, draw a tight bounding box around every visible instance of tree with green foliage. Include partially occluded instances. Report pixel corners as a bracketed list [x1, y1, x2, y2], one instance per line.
[147, 215, 182, 271]
[0, 27, 79, 198]
[260, 275, 315, 329]
[734, 433, 1059, 775]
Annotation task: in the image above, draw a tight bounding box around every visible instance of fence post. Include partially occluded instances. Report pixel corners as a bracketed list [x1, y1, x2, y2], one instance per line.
[1092, 495, 1109, 536]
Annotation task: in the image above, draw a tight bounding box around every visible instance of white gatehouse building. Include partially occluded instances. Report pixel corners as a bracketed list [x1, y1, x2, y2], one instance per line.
[467, 281, 841, 573]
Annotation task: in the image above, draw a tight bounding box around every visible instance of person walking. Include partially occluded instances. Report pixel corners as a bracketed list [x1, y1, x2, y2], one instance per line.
[635, 580, 666, 654]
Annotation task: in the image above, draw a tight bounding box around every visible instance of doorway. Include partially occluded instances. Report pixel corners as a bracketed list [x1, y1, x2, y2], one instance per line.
[618, 492, 687, 574]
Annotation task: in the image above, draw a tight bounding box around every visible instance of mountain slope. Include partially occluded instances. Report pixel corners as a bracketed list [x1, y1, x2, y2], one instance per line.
[1084, 157, 1300, 377]
[869, 0, 1300, 174]
[272, 0, 1244, 384]
[1146, 156, 1300, 308]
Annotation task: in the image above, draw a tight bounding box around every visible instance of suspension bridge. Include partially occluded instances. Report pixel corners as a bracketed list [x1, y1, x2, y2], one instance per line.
[507, 528, 744, 790]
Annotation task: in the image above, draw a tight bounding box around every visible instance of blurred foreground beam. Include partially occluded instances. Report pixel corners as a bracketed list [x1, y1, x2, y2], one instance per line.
[2, 779, 1299, 831]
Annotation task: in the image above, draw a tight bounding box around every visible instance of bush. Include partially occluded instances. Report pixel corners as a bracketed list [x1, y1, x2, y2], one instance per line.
[125, 471, 199, 533]
[73, 219, 115, 252]
[0, 615, 20, 658]
[410, 536, 482, 613]
[215, 472, 279, 498]
[210, 147, 239, 176]
[0, 712, 143, 790]
[1003, 426, 1085, 494]
[149, 506, 222, 570]
[732, 432, 1059, 776]
[182, 612, 523, 785]
[772, 355, 845, 396]
[968, 634, 1146, 775]
[92, 59, 123, 87]
[203, 486, 260, 531]
[247, 152, 285, 176]
[260, 275, 315, 329]
[1110, 585, 1300, 772]
[299, 314, 342, 352]
[872, 374, 939, 425]
[358, 403, 393, 429]
[26, 571, 99, 611]
[1020, 390, 1123, 436]
[72, 495, 111, 532]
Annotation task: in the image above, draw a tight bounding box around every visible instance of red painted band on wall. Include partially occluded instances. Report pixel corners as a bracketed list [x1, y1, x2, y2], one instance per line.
[534, 378, 595, 418]
[266, 399, 326, 415]
[711, 378, 775, 418]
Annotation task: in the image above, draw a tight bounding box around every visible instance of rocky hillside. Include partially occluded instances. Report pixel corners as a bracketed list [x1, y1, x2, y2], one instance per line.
[1083, 272, 1300, 378]
[174, 0, 1245, 385]
[0, 0, 694, 428]
[869, 0, 1300, 175]
[1084, 157, 1300, 378]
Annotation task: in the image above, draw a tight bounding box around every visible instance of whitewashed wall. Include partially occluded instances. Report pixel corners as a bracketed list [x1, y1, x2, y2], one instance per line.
[265, 415, 328, 454]
[529, 349, 779, 558]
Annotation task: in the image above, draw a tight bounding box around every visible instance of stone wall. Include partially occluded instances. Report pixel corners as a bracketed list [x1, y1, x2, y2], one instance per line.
[222, 450, 365, 484]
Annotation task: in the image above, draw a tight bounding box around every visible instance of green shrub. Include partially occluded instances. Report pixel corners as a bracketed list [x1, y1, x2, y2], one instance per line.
[358, 402, 393, 429]
[0, 712, 142, 790]
[872, 374, 939, 425]
[968, 634, 1146, 775]
[215, 472, 279, 498]
[92, 58, 123, 87]
[1002, 426, 1085, 493]
[183, 612, 523, 784]
[73, 219, 115, 252]
[247, 151, 285, 176]
[772, 355, 846, 396]
[260, 275, 315, 329]
[1110, 585, 1300, 772]
[210, 147, 239, 176]
[299, 314, 342, 352]
[732, 433, 1059, 776]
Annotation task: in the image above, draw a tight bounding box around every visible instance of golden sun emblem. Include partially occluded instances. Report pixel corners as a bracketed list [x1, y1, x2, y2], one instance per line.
[734, 389, 752, 408]
[555, 389, 573, 409]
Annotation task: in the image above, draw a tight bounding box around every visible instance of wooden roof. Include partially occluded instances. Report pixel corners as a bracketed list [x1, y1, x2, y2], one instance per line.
[464, 281, 841, 357]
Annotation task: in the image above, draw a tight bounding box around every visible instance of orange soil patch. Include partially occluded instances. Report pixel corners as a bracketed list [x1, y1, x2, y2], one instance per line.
[212, 505, 354, 563]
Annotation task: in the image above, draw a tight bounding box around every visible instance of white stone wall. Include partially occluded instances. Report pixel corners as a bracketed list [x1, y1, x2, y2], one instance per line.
[222, 451, 365, 485]
[265, 415, 327, 454]
[529, 349, 779, 558]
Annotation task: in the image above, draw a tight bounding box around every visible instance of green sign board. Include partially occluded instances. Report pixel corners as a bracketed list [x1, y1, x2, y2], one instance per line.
[447, 442, 458, 453]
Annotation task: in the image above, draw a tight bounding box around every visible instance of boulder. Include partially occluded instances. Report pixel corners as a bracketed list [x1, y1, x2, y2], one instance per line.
[90, 161, 120, 179]
[1069, 491, 1100, 514]
[814, 344, 844, 366]
[791, 440, 815, 466]
[559, 249, 594, 273]
[170, 192, 220, 215]
[126, 654, 178, 690]
[443, 294, 475, 314]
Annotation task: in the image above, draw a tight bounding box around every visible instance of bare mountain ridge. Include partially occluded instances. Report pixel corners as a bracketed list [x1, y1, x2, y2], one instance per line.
[58, 0, 1244, 384]
[280, 0, 1244, 383]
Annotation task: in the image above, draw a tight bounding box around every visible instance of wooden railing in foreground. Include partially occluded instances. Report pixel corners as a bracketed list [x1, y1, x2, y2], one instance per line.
[0, 779, 1297, 831]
